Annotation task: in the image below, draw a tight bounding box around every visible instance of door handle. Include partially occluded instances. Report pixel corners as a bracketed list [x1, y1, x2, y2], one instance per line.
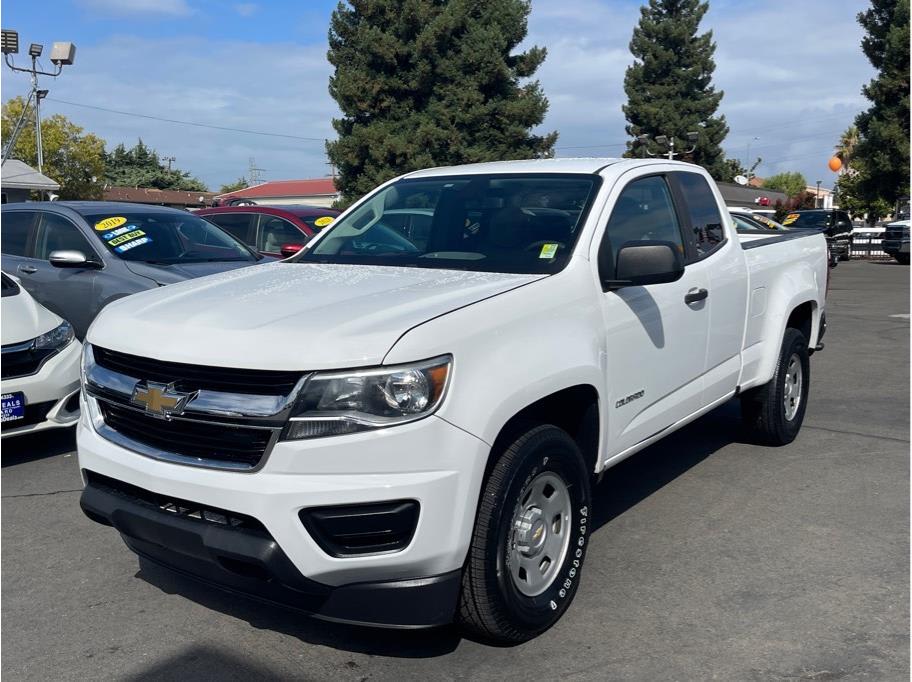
[18, 265, 37, 274]
[685, 288, 708, 304]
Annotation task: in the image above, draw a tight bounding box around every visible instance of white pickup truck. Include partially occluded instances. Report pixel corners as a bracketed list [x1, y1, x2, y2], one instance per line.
[78, 159, 827, 643]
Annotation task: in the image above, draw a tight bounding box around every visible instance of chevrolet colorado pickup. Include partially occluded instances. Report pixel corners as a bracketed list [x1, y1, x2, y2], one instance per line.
[78, 159, 828, 643]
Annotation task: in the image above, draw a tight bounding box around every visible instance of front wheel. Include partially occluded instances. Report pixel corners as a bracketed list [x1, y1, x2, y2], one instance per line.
[895, 253, 909, 265]
[741, 327, 810, 445]
[458, 425, 592, 644]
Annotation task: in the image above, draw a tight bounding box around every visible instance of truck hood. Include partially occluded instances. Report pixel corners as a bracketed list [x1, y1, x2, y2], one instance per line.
[88, 262, 544, 370]
[123, 258, 266, 285]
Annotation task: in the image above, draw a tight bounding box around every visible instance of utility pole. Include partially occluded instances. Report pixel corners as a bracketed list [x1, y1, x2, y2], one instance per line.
[745, 136, 759, 182]
[816, 180, 822, 208]
[248, 156, 265, 185]
[163, 156, 176, 170]
[1, 31, 77, 173]
[324, 138, 336, 180]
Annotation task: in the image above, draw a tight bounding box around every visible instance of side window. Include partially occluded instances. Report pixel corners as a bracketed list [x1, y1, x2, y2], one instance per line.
[599, 175, 684, 279]
[205, 213, 255, 245]
[258, 216, 305, 253]
[674, 172, 726, 258]
[34, 213, 95, 260]
[1, 211, 37, 256]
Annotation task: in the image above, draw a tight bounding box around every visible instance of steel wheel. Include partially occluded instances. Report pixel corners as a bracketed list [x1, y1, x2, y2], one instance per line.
[508, 471, 572, 597]
[783, 353, 803, 421]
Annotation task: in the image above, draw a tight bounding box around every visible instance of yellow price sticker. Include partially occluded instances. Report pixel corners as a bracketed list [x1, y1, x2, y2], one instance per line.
[539, 242, 559, 259]
[313, 216, 334, 228]
[95, 216, 127, 231]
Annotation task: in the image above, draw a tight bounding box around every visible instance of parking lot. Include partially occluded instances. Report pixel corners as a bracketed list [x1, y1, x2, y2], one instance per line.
[2, 260, 908, 681]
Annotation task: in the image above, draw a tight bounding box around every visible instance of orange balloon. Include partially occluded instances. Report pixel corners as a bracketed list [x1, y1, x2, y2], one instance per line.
[828, 156, 843, 172]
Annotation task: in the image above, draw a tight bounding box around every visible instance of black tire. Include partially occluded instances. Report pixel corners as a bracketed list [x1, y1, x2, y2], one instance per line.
[458, 424, 592, 644]
[741, 327, 810, 445]
[895, 253, 909, 265]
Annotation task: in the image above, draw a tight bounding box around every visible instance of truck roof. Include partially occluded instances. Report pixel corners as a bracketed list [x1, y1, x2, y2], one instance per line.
[406, 157, 706, 178]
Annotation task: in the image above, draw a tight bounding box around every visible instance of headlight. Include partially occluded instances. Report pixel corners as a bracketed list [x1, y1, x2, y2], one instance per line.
[34, 320, 74, 351]
[283, 355, 452, 440]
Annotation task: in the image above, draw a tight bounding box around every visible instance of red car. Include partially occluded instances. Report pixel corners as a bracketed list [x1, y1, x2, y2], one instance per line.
[196, 205, 339, 257]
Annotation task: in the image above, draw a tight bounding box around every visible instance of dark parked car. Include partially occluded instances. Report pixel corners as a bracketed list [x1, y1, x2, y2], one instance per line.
[781, 209, 853, 261]
[196, 205, 339, 258]
[882, 220, 910, 264]
[1, 202, 269, 338]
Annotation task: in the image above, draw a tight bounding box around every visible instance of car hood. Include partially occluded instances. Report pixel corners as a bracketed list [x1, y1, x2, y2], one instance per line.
[123, 258, 267, 285]
[2, 283, 63, 345]
[88, 262, 544, 370]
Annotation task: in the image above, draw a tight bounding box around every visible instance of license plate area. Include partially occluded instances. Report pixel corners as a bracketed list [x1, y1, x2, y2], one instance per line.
[1, 392, 26, 422]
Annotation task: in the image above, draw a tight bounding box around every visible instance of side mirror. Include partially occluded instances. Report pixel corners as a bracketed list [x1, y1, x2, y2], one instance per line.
[604, 241, 684, 290]
[49, 250, 101, 269]
[280, 243, 305, 258]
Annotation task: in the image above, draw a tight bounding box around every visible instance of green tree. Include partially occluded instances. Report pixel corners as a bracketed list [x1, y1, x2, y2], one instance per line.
[623, 0, 729, 178]
[326, 0, 557, 203]
[1, 96, 106, 199]
[763, 171, 807, 198]
[852, 0, 909, 206]
[835, 125, 860, 169]
[105, 139, 208, 191]
[835, 162, 892, 224]
[219, 177, 249, 194]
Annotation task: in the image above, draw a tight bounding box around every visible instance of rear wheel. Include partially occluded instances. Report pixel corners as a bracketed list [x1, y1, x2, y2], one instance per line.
[458, 424, 592, 644]
[741, 328, 810, 445]
[895, 253, 909, 265]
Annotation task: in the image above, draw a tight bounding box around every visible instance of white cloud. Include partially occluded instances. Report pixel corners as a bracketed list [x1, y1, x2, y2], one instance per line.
[234, 3, 258, 17]
[32, 1, 875, 190]
[79, 0, 193, 16]
[37, 35, 336, 190]
[527, 0, 874, 187]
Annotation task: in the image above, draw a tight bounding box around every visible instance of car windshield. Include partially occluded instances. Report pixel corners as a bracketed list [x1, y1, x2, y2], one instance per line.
[296, 174, 600, 274]
[82, 211, 257, 264]
[782, 212, 831, 229]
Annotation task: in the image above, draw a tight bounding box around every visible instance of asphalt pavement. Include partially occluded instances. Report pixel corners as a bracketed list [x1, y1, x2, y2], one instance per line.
[2, 259, 909, 680]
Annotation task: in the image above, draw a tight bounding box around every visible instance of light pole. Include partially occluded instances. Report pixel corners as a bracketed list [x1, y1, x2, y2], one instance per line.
[637, 132, 699, 160]
[816, 180, 822, 208]
[745, 136, 759, 182]
[1, 30, 76, 172]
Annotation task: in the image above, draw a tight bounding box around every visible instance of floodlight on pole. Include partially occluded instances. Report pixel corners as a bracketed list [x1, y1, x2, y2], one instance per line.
[1, 29, 78, 177]
[1, 29, 19, 54]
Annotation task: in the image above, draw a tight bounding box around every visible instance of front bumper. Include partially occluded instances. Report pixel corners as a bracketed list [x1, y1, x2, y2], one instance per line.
[1, 340, 82, 438]
[79, 473, 461, 627]
[77, 409, 490, 626]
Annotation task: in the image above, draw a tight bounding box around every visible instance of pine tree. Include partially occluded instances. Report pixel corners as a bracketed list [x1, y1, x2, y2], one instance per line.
[326, 0, 557, 203]
[104, 139, 208, 191]
[622, 0, 728, 178]
[852, 0, 909, 207]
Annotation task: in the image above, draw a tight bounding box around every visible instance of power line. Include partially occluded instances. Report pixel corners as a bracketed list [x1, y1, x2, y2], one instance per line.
[46, 97, 326, 143]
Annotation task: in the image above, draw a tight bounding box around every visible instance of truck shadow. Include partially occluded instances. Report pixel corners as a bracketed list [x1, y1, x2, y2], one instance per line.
[135, 399, 745, 658]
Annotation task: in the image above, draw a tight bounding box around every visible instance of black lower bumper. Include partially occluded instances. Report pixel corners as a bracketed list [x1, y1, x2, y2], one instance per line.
[79, 476, 461, 628]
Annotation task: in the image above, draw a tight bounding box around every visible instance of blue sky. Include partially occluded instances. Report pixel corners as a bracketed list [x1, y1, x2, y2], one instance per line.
[1, 0, 874, 191]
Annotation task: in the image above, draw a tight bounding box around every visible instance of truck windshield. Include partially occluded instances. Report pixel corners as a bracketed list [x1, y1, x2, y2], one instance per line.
[81, 211, 258, 264]
[297, 174, 600, 274]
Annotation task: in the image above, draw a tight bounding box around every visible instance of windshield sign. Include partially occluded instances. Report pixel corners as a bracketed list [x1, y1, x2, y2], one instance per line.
[296, 174, 600, 274]
[782, 212, 831, 229]
[84, 212, 256, 264]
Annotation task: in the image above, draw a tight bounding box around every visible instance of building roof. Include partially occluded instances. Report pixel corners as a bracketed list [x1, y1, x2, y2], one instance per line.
[717, 181, 788, 207]
[103, 186, 217, 206]
[1, 159, 60, 190]
[216, 178, 339, 200]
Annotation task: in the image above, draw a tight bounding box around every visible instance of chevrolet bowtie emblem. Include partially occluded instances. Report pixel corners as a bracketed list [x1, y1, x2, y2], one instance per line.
[131, 381, 194, 418]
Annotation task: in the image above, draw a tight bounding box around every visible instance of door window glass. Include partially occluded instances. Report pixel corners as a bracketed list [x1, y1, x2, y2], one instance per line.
[600, 176, 685, 276]
[675, 172, 726, 258]
[1, 211, 36, 256]
[35, 213, 94, 260]
[204, 213, 255, 245]
[258, 216, 305, 252]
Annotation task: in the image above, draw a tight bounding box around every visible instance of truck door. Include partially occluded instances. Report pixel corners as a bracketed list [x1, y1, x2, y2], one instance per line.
[670, 171, 749, 405]
[596, 173, 711, 457]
